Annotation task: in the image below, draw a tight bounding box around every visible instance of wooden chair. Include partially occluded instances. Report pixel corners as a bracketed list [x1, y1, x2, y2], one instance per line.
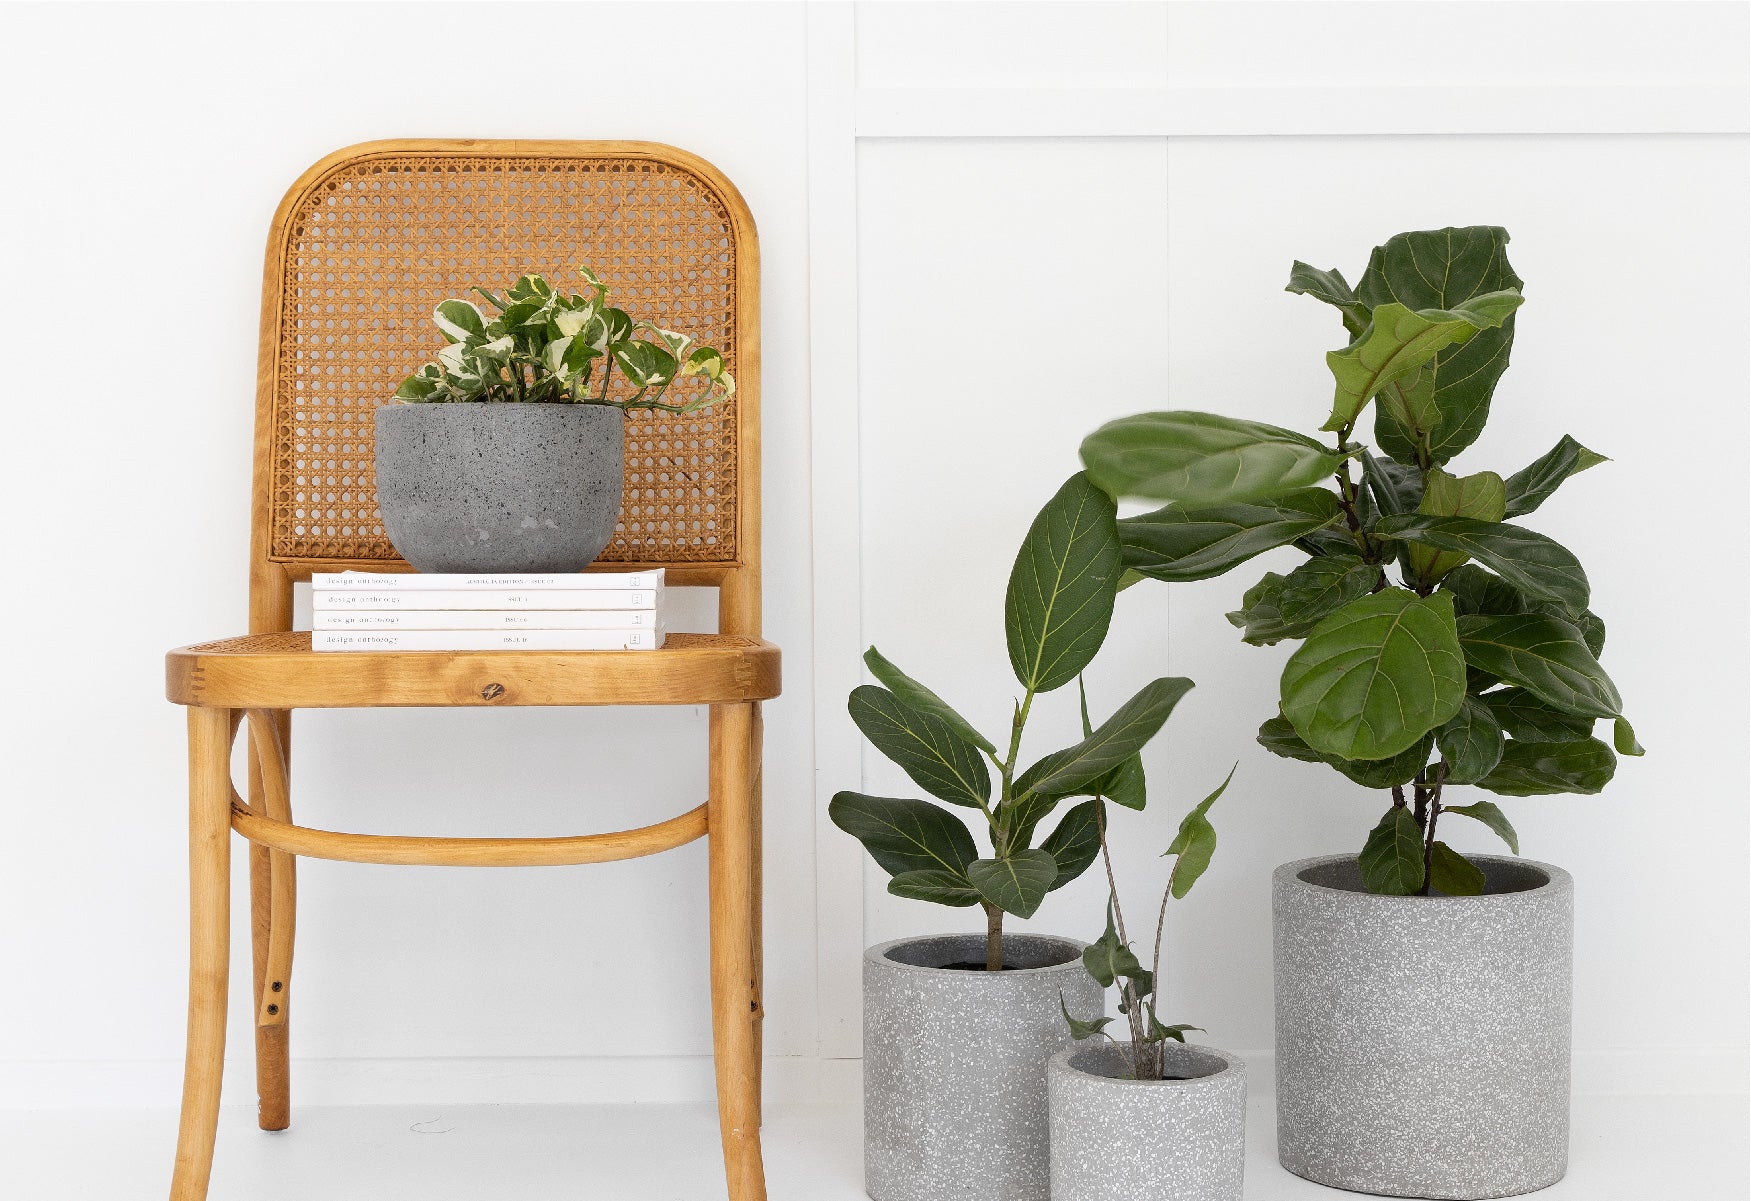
[163, 140, 775, 1201]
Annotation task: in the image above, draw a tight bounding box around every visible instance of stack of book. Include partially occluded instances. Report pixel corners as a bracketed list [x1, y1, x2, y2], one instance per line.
[310, 570, 665, 651]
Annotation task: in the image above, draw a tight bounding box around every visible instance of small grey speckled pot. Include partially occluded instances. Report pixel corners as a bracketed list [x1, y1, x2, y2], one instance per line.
[374, 403, 623, 573]
[1048, 1041, 1247, 1201]
[1274, 854, 1574, 1200]
[863, 934, 1101, 1201]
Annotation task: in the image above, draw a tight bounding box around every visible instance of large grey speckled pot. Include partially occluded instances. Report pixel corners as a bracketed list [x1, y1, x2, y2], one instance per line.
[374, 403, 623, 573]
[1048, 1041, 1247, 1200]
[1274, 854, 1573, 1199]
[863, 933, 1101, 1201]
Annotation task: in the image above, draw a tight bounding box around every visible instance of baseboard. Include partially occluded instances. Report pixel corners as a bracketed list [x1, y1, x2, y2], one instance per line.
[2, 1047, 1738, 1111]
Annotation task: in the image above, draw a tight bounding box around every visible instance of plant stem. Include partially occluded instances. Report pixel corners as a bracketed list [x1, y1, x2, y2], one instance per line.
[1095, 801, 1154, 1078]
[1392, 783, 1407, 809]
[983, 901, 1004, 972]
[597, 352, 615, 402]
[1418, 762, 1448, 896]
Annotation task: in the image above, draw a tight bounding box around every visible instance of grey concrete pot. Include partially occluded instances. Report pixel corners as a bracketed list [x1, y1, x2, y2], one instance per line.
[1047, 1041, 1247, 1201]
[374, 403, 623, 573]
[1273, 854, 1574, 1199]
[863, 933, 1101, 1201]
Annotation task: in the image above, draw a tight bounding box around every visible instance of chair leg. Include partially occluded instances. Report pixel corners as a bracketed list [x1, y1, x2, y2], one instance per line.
[748, 703, 765, 1091]
[708, 703, 766, 1201]
[246, 710, 294, 1130]
[170, 707, 234, 1201]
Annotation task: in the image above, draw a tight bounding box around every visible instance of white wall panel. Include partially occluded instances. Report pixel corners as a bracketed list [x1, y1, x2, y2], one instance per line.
[858, 1, 1168, 89]
[1165, 1, 1750, 88]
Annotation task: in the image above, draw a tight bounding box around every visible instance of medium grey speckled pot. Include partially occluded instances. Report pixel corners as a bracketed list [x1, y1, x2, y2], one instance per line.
[374, 403, 623, 573]
[863, 934, 1101, 1201]
[1048, 1041, 1247, 1200]
[1274, 854, 1573, 1199]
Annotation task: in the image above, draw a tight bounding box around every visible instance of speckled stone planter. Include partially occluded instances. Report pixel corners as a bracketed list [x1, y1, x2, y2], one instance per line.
[374, 403, 623, 573]
[1047, 1041, 1247, 1201]
[863, 934, 1101, 1201]
[1274, 854, 1574, 1199]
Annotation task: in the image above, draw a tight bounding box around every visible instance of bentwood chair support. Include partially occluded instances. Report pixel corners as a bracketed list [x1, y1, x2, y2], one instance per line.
[164, 140, 774, 1201]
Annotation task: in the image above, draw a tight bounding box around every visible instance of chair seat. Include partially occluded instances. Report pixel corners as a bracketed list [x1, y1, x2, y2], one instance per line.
[166, 631, 780, 709]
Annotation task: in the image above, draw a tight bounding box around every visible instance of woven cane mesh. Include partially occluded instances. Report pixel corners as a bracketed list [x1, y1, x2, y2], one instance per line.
[268, 150, 741, 566]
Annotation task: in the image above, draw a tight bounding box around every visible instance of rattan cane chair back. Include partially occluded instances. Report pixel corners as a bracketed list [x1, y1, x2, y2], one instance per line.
[248, 139, 761, 633]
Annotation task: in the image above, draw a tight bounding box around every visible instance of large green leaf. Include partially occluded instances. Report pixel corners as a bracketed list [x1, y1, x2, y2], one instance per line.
[1164, 765, 1233, 899]
[1358, 805, 1425, 895]
[887, 870, 980, 907]
[1039, 800, 1104, 892]
[1227, 555, 1379, 646]
[1440, 563, 1532, 618]
[1322, 291, 1522, 433]
[1361, 450, 1422, 517]
[1445, 800, 1519, 854]
[1257, 716, 1431, 788]
[863, 646, 995, 755]
[1090, 754, 1147, 811]
[1014, 677, 1196, 800]
[1374, 515, 1589, 616]
[1074, 682, 1149, 811]
[1287, 260, 1370, 337]
[1428, 842, 1485, 896]
[1080, 411, 1351, 508]
[1280, 590, 1466, 761]
[848, 686, 991, 809]
[1119, 488, 1344, 583]
[968, 850, 1059, 919]
[1483, 686, 1595, 743]
[1457, 615, 1622, 718]
[827, 793, 977, 879]
[1005, 473, 1122, 694]
[1503, 435, 1609, 518]
[1406, 468, 1507, 586]
[1360, 226, 1524, 465]
[1477, 738, 1617, 796]
[1436, 694, 1505, 784]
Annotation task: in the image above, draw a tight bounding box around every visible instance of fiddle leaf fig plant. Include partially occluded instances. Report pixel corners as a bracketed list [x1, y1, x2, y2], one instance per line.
[1079, 226, 1641, 897]
[394, 266, 734, 411]
[1060, 685, 1236, 1082]
[830, 473, 1198, 970]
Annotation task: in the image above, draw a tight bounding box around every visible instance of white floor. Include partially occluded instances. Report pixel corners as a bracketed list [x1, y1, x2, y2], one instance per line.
[2, 1094, 1745, 1200]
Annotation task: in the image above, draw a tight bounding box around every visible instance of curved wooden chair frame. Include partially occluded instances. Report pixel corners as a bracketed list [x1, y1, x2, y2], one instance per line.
[164, 140, 772, 1201]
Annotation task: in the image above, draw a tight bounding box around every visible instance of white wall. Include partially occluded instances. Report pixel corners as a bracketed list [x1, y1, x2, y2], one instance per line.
[0, 0, 1744, 1111]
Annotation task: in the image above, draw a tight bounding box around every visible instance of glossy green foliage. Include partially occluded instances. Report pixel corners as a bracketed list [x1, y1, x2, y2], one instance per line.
[1077, 225, 1636, 894]
[831, 476, 1196, 965]
[394, 266, 732, 412]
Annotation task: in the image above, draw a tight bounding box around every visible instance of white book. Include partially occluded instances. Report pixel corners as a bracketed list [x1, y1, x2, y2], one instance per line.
[313, 609, 661, 631]
[311, 588, 660, 611]
[312, 569, 664, 591]
[312, 628, 666, 652]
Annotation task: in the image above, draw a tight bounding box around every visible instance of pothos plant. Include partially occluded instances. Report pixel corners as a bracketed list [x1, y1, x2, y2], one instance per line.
[829, 473, 1198, 971]
[1079, 226, 1642, 897]
[393, 266, 734, 412]
[1061, 725, 1235, 1082]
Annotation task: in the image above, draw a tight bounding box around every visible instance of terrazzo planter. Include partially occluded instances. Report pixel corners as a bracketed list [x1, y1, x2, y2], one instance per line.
[374, 403, 623, 573]
[1047, 1041, 1247, 1201]
[863, 933, 1100, 1201]
[1273, 854, 1574, 1200]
